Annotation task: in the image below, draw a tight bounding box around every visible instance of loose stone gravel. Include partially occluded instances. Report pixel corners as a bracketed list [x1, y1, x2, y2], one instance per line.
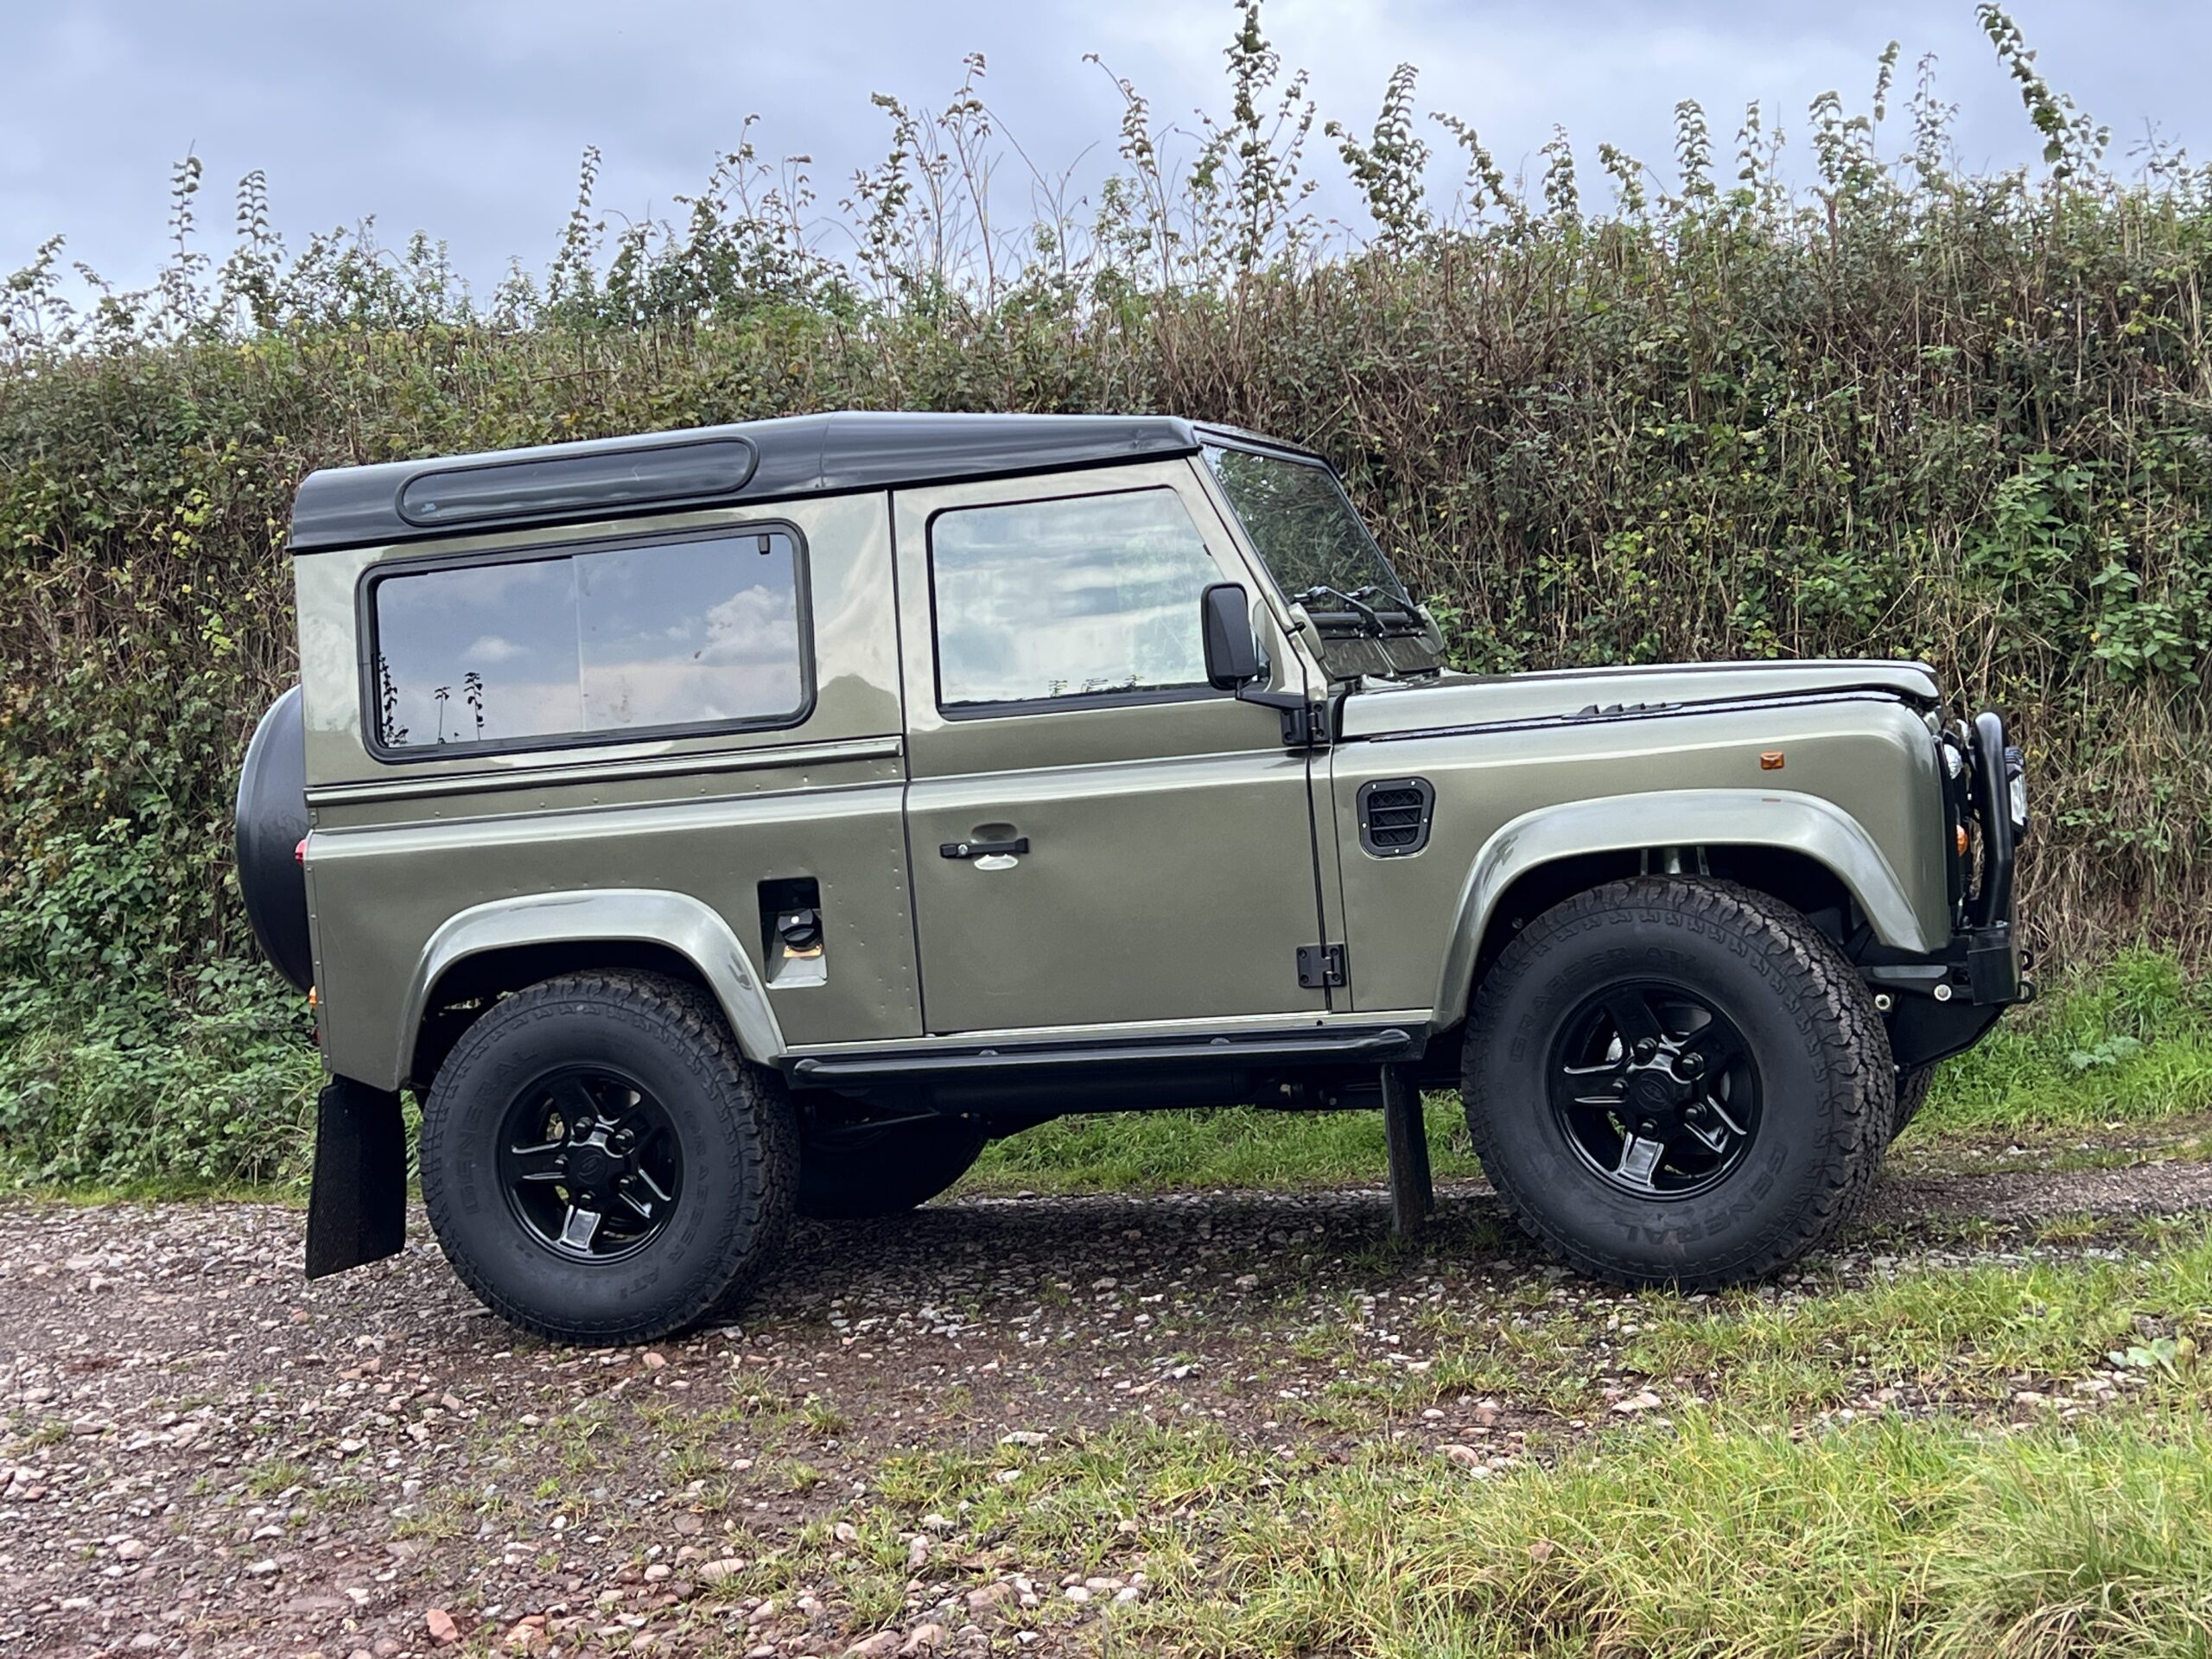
[3, 1160, 2208, 1657]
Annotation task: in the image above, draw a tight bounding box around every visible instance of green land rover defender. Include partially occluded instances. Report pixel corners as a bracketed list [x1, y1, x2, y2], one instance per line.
[234, 412, 2032, 1344]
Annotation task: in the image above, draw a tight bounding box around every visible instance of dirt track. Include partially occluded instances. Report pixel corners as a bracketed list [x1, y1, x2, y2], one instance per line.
[5, 1159, 2209, 1659]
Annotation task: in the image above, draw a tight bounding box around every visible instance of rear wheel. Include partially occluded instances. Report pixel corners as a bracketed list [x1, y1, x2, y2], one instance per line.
[419, 971, 796, 1345]
[797, 1112, 986, 1220]
[1463, 877, 1889, 1289]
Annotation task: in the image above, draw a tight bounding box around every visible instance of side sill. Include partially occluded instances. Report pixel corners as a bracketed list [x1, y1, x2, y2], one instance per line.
[785, 1025, 1424, 1083]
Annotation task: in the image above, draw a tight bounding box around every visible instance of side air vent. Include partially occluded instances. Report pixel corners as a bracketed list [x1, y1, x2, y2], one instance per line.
[1357, 777, 1435, 858]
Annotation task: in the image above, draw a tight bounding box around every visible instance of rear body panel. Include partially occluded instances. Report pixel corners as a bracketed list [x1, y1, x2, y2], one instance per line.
[300, 491, 918, 1089]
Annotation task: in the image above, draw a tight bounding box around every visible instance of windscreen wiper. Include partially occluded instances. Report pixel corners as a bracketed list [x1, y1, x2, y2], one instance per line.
[1292, 582, 1421, 638]
[1292, 582, 1389, 636]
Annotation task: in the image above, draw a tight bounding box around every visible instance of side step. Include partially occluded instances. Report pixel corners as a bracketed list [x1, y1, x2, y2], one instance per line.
[787, 1026, 1421, 1084]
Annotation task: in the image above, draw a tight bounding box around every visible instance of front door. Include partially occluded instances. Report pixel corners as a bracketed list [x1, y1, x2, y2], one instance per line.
[895, 462, 1328, 1037]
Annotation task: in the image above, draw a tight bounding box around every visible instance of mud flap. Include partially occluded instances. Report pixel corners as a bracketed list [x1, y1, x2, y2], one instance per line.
[305, 1077, 408, 1279]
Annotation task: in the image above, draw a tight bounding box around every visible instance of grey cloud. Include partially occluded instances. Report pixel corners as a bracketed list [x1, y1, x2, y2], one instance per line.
[6, 1, 2206, 297]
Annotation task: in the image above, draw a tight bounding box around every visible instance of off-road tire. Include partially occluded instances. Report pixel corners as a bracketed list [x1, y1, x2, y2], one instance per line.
[1463, 877, 1890, 1290]
[1891, 1064, 1936, 1141]
[419, 971, 797, 1345]
[797, 1116, 987, 1220]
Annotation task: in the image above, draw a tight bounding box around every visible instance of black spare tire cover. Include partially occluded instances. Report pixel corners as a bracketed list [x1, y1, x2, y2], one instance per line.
[235, 685, 314, 991]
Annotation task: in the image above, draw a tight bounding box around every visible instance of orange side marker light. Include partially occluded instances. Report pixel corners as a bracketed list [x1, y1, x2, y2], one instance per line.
[1758, 751, 1785, 771]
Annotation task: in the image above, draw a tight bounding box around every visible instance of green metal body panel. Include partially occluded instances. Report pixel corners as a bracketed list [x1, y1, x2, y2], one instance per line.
[1328, 696, 1948, 1022]
[890, 463, 1329, 1034]
[290, 448, 1963, 1094]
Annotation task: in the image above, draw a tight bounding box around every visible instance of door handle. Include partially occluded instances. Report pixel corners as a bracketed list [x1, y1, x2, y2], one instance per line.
[940, 836, 1030, 860]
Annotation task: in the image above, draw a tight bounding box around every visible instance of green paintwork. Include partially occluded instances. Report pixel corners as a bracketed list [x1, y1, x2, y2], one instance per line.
[290, 447, 1968, 1093]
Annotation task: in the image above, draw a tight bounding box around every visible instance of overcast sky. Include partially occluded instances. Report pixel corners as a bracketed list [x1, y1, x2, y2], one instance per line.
[7, 1, 2207, 298]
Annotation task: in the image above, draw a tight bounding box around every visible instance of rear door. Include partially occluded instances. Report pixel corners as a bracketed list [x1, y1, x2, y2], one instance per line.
[894, 461, 1329, 1037]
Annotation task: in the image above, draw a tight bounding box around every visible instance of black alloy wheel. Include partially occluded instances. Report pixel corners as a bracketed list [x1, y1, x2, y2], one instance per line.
[1549, 983, 1761, 1199]
[419, 970, 797, 1345]
[1463, 877, 1891, 1290]
[497, 1067, 684, 1262]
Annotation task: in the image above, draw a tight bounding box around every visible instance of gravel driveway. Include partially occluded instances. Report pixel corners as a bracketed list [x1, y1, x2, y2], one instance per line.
[6, 1160, 2209, 1659]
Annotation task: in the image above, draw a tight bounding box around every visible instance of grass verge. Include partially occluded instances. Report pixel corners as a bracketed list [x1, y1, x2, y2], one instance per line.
[1081, 1408, 2212, 1659]
[825, 1223, 2212, 1656]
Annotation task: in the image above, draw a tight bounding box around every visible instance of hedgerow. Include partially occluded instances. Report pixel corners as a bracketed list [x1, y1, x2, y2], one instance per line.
[4, 4, 2212, 1182]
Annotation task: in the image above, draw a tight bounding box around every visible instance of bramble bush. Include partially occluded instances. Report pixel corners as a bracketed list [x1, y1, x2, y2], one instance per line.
[6, 3, 2212, 1184]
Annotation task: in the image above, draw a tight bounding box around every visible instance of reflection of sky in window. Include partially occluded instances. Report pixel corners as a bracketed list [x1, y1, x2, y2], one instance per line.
[372, 534, 802, 747]
[931, 492, 1219, 705]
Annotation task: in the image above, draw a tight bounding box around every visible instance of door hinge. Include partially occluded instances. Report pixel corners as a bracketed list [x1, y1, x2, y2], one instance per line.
[1279, 700, 1333, 750]
[1297, 944, 1349, 988]
[1238, 686, 1335, 750]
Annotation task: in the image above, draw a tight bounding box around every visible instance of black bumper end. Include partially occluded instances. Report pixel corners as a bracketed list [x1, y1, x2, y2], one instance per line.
[305, 1077, 408, 1280]
[1964, 922, 2026, 1006]
[1864, 925, 2034, 1070]
[1861, 705, 2034, 1070]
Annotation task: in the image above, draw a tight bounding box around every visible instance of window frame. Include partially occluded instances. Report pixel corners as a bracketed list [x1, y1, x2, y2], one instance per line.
[923, 484, 1239, 721]
[354, 518, 816, 766]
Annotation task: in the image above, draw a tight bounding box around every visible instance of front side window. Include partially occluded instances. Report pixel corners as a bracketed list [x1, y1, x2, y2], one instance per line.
[930, 489, 1224, 709]
[369, 529, 805, 752]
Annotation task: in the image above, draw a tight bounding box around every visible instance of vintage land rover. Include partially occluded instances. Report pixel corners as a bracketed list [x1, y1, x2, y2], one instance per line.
[234, 412, 2031, 1344]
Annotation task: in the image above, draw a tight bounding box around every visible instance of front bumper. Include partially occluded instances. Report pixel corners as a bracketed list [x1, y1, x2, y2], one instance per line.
[1861, 709, 2034, 1067]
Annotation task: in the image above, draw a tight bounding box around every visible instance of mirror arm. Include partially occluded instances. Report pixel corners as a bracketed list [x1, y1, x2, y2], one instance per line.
[1235, 683, 1332, 750]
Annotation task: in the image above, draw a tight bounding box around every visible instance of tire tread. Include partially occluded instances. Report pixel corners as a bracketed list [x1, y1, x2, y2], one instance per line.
[419, 969, 797, 1345]
[1463, 877, 1891, 1289]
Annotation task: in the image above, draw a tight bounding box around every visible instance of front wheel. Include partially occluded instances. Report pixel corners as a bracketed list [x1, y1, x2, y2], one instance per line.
[419, 971, 797, 1345]
[1463, 877, 1890, 1290]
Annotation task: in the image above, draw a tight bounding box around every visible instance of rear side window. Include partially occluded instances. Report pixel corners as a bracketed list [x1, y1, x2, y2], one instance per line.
[929, 488, 1224, 709]
[367, 529, 806, 753]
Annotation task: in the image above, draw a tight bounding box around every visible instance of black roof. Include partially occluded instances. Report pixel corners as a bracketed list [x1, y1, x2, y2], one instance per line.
[286, 410, 1310, 553]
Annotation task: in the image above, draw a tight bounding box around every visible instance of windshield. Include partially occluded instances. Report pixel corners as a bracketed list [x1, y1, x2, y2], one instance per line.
[1203, 446, 1411, 607]
[1203, 444, 1440, 678]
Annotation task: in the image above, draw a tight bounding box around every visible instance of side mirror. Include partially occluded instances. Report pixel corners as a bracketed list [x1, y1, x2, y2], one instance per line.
[1201, 582, 1263, 690]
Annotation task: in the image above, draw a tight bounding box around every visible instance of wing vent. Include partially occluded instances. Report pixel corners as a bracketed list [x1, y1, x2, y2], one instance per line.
[1357, 777, 1435, 858]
